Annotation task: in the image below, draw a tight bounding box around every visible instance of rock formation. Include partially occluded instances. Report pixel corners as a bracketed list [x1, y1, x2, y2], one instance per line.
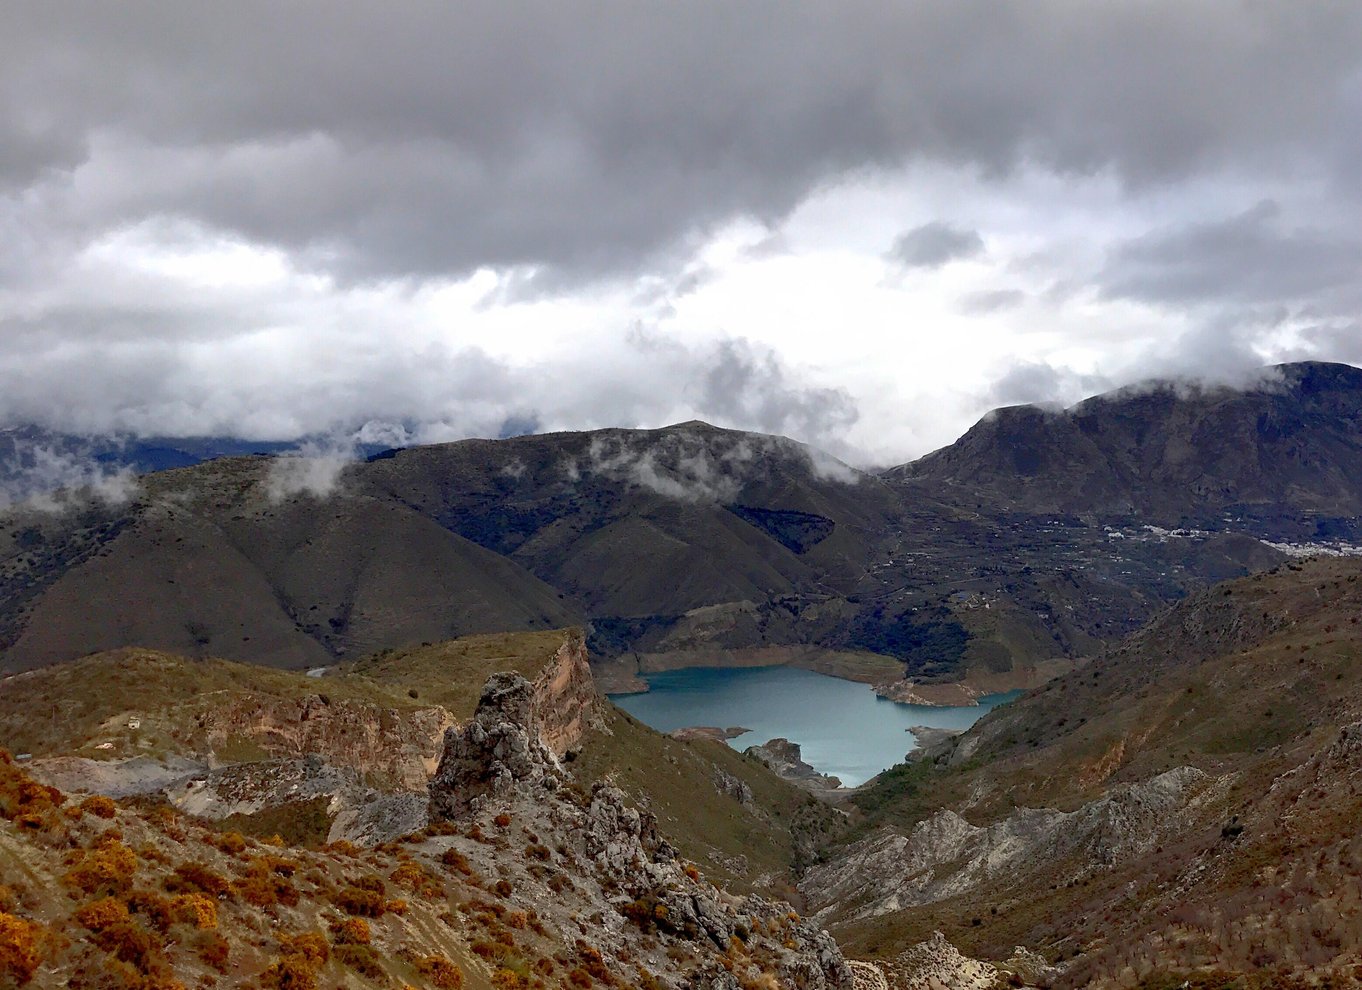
[745, 738, 842, 791]
[428, 669, 855, 990]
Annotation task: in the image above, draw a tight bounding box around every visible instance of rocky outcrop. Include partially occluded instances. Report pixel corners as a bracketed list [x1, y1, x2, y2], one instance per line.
[530, 628, 600, 754]
[874, 680, 980, 707]
[883, 932, 996, 990]
[428, 672, 563, 819]
[160, 754, 428, 845]
[804, 766, 1210, 922]
[745, 738, 842, 791]
[711, 767, 755, 807]
[672, 725, 751, 742]
[428, 670, 855, 990]
[194, 693, 452, 789]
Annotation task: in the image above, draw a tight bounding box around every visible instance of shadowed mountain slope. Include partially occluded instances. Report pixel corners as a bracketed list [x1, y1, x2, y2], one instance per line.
[889, 361, 1362, 520]
[2, 367, 1362, 679]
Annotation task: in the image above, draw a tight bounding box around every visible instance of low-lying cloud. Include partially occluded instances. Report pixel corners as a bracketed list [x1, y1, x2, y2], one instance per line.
[264, 440, 359, 502]
[0, 441, 140, 513]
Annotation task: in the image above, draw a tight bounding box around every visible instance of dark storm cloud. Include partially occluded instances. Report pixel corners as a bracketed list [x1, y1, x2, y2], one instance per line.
[4, 2, 1362, 281]
[887, 222, 985, 270]
[1100, 201, 1362, 308]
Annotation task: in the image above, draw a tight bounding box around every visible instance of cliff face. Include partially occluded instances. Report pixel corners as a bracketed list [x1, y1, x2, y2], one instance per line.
[193, 628, 597, 789]
[195, 694, 452, 790]
[528, 627, 599, 755]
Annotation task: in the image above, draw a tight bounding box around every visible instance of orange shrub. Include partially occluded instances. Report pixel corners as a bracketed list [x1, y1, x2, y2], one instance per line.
[491, 969, 523, 990]
[334, 943, 383, 977]
[260, 952, 320, 990]
[279, 932, 329, 965]
[329, 917, 371, 946]
[233, 862, 299, 909]
[127, 889, 174, 932]
[81, 795, 118, 819]
[164, 862, 230, 898]
[194, 930, 230, 971]
[213, 831, 247, 855]
[389, 861, 427, 889]
[493, 813, 512, 828]
[0, 912, 42, 985]
[441, 848, 473, 875]
[416, 955, 465, 990]
[333, 886, 385, 917]
[75, 897, 131, 931]
[169, 893, 217, 930]
[63, 841, 137, 896]
[386, 899, 408, 915]
[0, 759, 64, 825]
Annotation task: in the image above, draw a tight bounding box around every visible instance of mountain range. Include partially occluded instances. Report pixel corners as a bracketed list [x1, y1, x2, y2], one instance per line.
[1, 361, 1359, 681]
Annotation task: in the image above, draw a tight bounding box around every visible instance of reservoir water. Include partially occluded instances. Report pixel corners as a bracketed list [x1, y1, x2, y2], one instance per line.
[610, 665, 1020, 787]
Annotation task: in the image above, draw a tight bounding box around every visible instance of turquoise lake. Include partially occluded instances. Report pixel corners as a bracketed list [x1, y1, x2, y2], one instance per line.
[610, 665, 1020, 787]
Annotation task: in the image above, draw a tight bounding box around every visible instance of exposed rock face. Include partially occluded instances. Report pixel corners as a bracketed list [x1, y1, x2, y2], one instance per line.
[745, 738, 842, 791]
[195, 693, 452, 789]
[875, 680, 980, 707]
[711, 767, 755, 807]
[160, 754, 428, 845]
[671, 726, 751, 742]
[530, 628, 600, 754]
[428, 670, 855, 990]
[428, 673, 562, 820]
[883, 932, 996, 990]
[804, 766, 1210, 922]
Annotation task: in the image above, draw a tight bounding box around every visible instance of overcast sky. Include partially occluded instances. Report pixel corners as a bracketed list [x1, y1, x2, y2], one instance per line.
[3, 2, 1362, 465]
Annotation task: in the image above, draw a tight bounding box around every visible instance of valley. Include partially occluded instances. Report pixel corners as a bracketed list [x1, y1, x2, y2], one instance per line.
[5, 362, 1362, 987]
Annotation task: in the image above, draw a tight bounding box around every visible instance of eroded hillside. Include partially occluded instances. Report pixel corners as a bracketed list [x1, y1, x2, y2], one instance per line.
[807, 557, 1362, 988]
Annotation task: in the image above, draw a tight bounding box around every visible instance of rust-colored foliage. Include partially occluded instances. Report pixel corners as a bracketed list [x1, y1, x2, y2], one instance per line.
[416, 954, 465, 989]
[63, 841, 138, 896]
[164, 862, 230, 898]
[169, 893, 217, 930]
[0, 911, 42, 985]
[389, 861, 427, 889]
[333, 886, 386, 917]
[80, 795, 118, 820]
[279, 932, 329, 965]
[75, 897, 131, 931]
[259, 952, 321, 990]
[329, 916, 371, 946]
[233, 861, 299, 909]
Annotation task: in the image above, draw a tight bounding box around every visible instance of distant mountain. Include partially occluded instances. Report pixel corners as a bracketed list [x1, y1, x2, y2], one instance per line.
[888, 361, 1362, 520]
[2, 364, 1361, 679]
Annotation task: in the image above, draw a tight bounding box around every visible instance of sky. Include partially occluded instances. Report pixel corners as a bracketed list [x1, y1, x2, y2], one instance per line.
[3, 2, 1362, 466]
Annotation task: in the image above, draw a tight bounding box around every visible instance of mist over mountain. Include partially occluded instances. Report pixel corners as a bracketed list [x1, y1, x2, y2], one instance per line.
[0, 362, 1357, 685]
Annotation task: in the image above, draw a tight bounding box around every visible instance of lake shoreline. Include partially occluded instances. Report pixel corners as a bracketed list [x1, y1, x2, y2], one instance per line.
[610, 664, 1020, 787]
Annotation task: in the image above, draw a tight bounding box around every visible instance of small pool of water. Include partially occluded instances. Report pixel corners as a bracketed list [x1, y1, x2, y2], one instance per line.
[610, 665, 1020, 787]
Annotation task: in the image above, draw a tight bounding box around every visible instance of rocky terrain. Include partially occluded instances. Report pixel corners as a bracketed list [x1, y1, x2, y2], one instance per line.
[806, 557, 1362, 987]
[6, 363, 1362, 692]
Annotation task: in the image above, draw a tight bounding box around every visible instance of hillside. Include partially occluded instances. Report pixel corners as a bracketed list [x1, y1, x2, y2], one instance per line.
[2, 367, 1361, 684]
[805, 557, 1362, 987]
[0, 629, 855, 990]
[890, 361, 1362, 521]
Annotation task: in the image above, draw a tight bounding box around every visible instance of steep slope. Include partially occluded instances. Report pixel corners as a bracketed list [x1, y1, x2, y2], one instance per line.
[0, 668, 853, 990]
[4, 378, 1362, 682]
[0, 629, 835, 892]
[807, 557, 1362, 987]
[890, 361, 1362, 521]
[0, 458, 579, 673]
